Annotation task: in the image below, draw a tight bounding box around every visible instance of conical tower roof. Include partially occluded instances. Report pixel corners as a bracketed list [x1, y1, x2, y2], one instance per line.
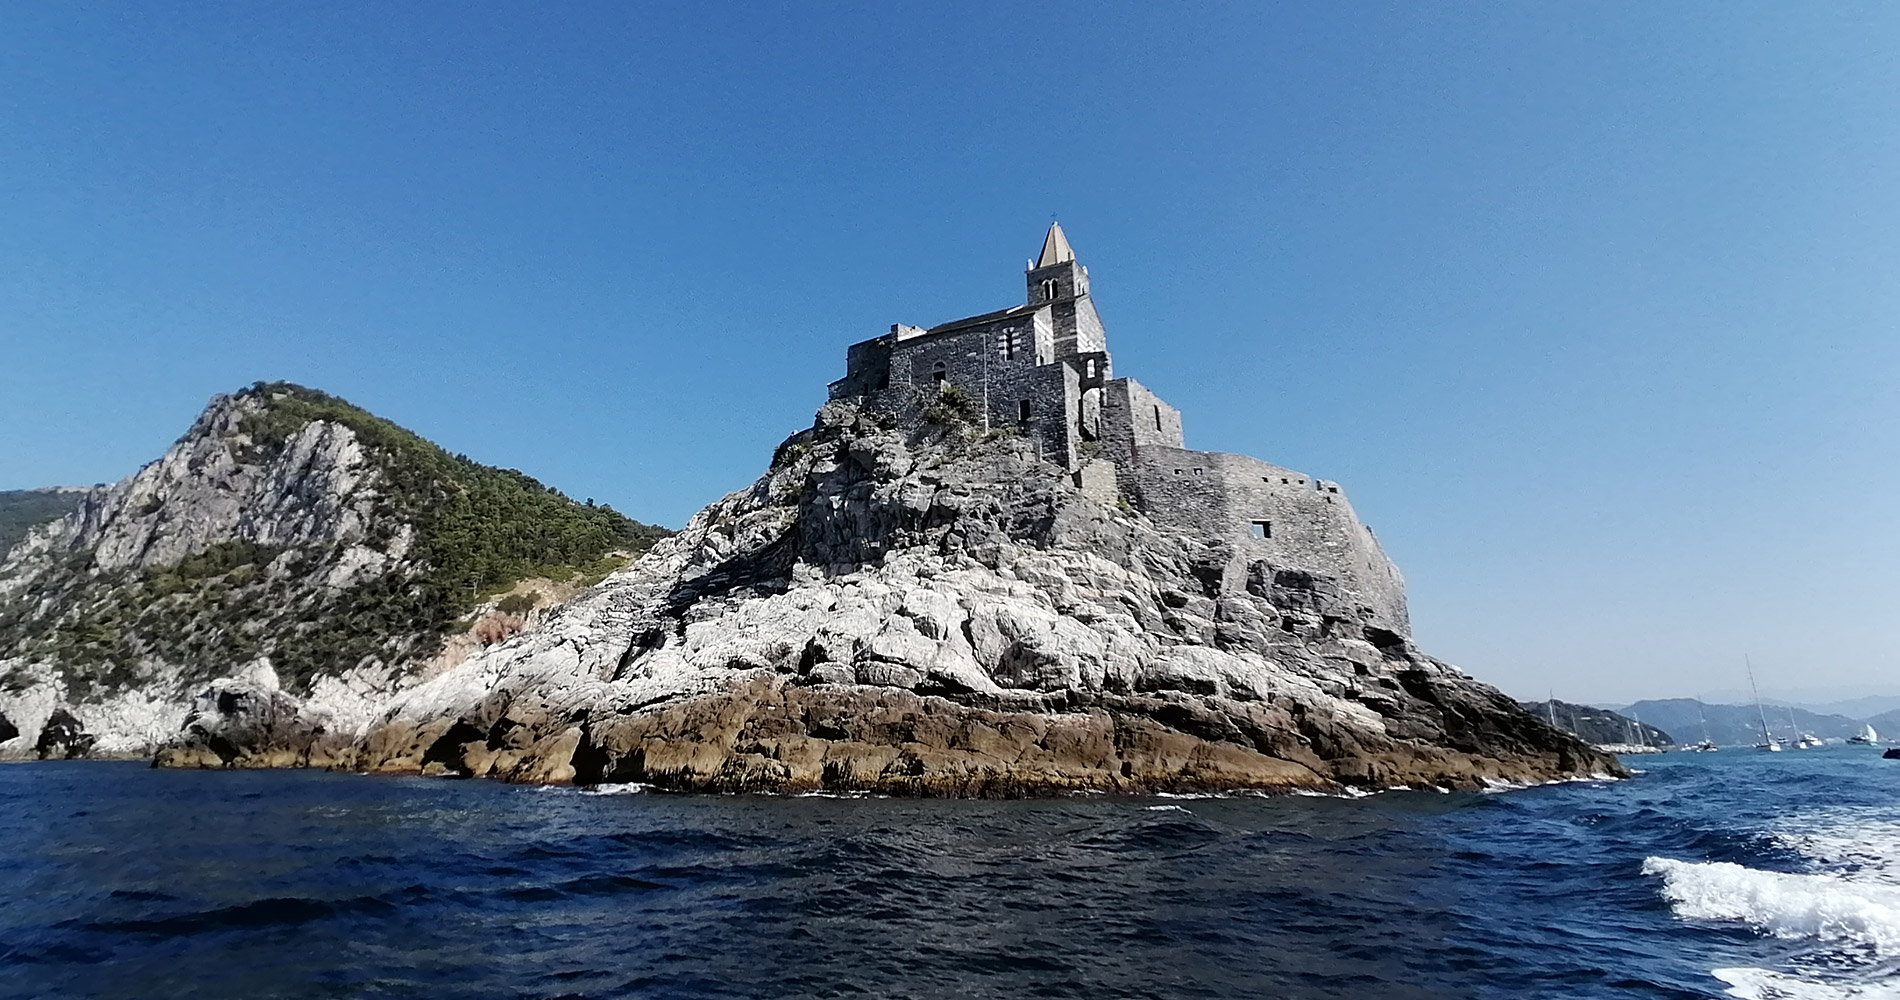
[1036, 222, 1075, 267]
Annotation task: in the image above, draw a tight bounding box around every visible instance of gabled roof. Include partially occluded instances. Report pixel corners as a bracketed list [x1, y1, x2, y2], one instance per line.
[1036, 222, 1075, 267]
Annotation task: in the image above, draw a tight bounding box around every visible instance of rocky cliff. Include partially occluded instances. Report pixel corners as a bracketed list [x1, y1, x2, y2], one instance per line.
[158, 400, 1619, 793]
[0, 383, 667, 758]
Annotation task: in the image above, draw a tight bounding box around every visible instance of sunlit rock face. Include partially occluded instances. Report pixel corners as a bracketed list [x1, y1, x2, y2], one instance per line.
[227, 400, 1615, 795]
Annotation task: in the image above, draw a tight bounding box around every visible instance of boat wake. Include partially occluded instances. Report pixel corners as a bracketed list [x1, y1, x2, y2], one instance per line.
[1647, 810, 1900, 997]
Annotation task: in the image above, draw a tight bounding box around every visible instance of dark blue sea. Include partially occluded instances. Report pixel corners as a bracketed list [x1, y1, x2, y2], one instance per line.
[2, 748, 1896, 1000]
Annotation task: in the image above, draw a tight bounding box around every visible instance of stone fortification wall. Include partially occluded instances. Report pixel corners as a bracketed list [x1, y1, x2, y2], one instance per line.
[1127, 446, 1409, 634]
[1097, 378, 1185, 462]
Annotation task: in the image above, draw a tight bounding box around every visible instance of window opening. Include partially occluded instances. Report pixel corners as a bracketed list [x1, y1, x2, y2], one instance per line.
[1018, 400, 1032, 422]
[1250, 520, 1272, 539]
[931, 362, 947, 387]
[1153, 406, 1162, 431]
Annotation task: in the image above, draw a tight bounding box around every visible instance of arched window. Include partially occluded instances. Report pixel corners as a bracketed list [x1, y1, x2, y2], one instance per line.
[931, 362, 947, 387]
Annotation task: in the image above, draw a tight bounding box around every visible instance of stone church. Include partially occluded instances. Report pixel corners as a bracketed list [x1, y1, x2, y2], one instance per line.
[828, 224, 1409, 634]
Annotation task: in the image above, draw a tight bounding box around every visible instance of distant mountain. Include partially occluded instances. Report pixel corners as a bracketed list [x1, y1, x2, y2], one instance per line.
[0, 488, 89, 557]
[0, 382, 670, 758]
[1623, 699, 1863, 746]
[1788, 695, 1900, 720]
[1520, 699, 1672, 747]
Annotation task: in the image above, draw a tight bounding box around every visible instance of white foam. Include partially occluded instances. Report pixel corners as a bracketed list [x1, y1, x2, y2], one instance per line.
[1287, 786, 1375, 799]
[1643, 857, 1900, 957]
[1713, 966, 1900, 999]
[1144, 804, 1191, 813]
[1775, 814, 1900, 888]
[579, 782, 653, 796]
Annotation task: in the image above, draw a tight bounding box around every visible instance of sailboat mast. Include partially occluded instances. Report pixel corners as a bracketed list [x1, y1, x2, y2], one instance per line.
[1747, 656, 1772, 744]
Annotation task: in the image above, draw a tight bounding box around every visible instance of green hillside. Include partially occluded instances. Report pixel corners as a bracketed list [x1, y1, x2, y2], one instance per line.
[0, 383, 671, 696]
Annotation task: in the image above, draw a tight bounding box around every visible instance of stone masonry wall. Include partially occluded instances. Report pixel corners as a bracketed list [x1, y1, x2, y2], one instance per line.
[1097, 378, 1185, 463]
[836, 311, 1079, 467]
[1127, 445, 1408, 634]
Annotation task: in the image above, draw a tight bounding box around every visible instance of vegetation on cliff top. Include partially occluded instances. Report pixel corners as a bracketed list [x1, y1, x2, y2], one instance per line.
[236, 381, 668, 600]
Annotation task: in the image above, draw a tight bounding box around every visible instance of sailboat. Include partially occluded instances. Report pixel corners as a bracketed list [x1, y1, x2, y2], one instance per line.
[1849, 724, 1879, 746]
[1688, 703, 1719, 752]
[1747, 657, 1782, 752]
[1787, 707, 1823, 749]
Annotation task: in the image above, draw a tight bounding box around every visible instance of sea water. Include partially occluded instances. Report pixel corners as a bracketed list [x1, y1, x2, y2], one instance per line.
[1, 748, 1895, 999]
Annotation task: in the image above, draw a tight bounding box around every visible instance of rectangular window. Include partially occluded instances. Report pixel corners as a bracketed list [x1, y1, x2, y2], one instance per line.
[1018, 400, 1032, 422]
[1192, 467, 1203, 476]
[1251, 520, 1271, 539]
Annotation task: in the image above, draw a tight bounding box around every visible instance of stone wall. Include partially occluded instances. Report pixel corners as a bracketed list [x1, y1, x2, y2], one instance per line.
[832, 309, 1080, 467]
[1097, 378, 1185, 463]
[1126, 445, 1408, 634]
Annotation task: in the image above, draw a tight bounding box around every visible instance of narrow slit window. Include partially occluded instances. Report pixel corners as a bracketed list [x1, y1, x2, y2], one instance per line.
[1251, 520, 1272, 539]
[1153, 405, 1162, 431]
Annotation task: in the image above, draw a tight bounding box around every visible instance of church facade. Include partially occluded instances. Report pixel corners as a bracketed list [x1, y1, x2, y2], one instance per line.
[827, 224, 1409, 634]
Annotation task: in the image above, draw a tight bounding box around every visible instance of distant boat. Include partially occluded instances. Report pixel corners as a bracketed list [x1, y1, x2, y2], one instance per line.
[1849, 725, 1879, 746]
[1747, 657, 1782, 752]
[1784, 706, 1823, 749]
[1688, 704, 1719, 751]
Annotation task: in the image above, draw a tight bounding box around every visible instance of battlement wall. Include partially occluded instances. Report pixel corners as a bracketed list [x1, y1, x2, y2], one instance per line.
[1127, 446, 1409, 634]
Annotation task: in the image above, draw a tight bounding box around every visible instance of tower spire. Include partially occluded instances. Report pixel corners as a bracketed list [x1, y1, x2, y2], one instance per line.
[1036, 221, 1075, 267]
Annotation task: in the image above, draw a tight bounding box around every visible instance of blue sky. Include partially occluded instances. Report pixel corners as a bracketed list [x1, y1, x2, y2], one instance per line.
[2, 3, 1895, 705]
